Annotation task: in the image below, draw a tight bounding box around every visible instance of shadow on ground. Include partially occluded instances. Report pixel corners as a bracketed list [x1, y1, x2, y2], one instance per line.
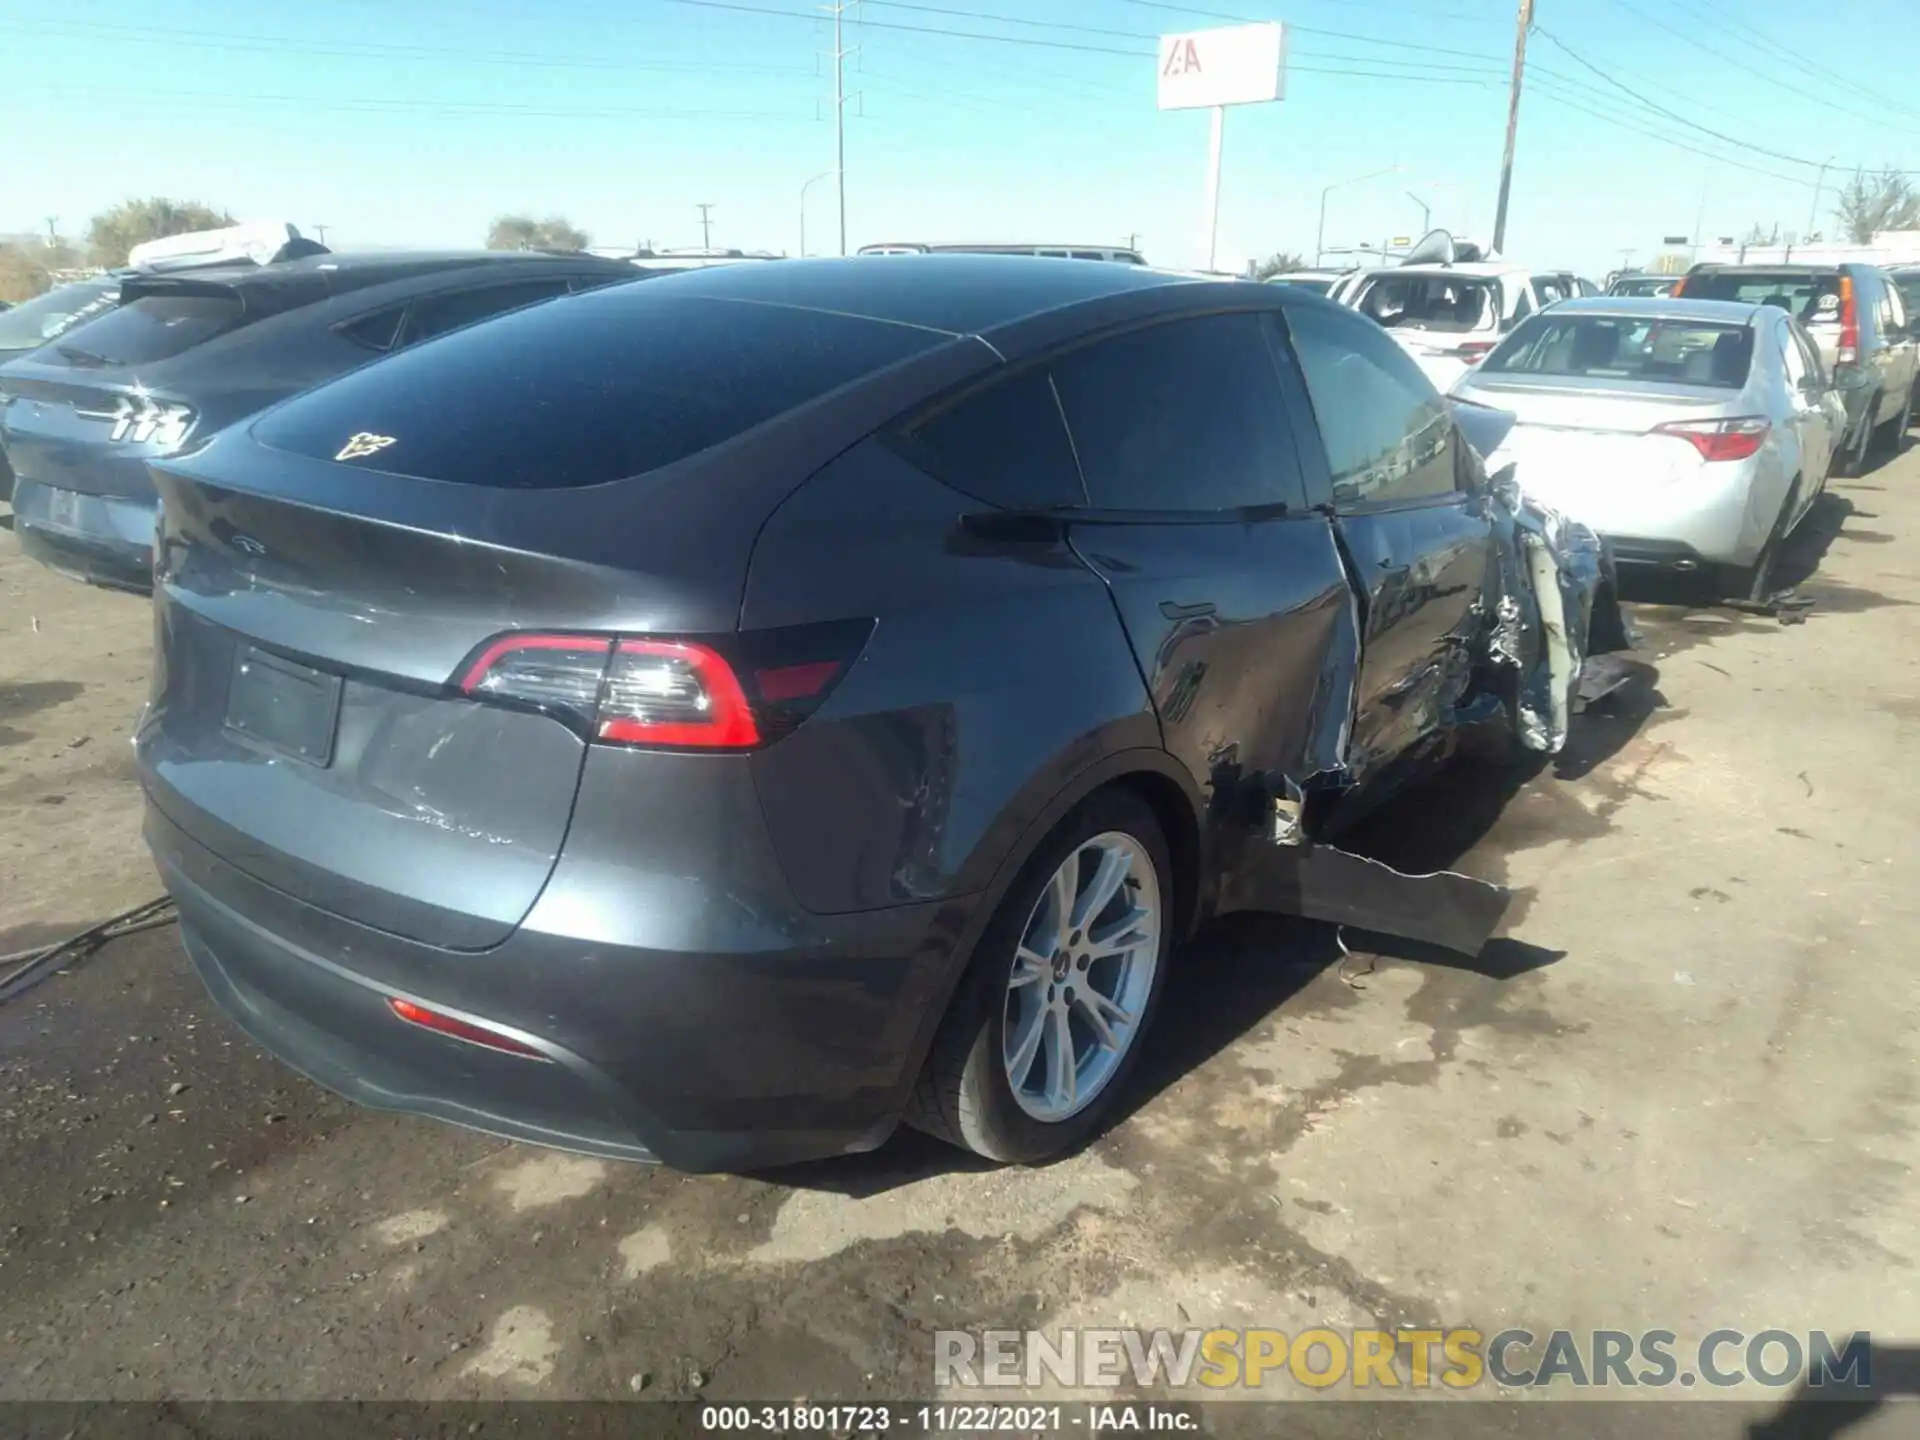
[772, 670, 1665, 1195]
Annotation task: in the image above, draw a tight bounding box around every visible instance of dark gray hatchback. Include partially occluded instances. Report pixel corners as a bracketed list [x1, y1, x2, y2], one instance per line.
[139, 256, 1618, 1172]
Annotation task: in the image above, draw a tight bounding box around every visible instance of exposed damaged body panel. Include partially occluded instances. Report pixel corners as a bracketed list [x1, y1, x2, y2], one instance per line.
[1188, 396, 1631, 959]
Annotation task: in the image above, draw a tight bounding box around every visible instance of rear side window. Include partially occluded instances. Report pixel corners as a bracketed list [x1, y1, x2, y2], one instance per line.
[1283, 301, 1456, 508]
[0, 279, 120, 355]
[900, 367, 1085, 508]
[42, 293, 242, 366]
[255, 293, 945, 488]
[401, 279, 572, 345]
[1049, 313, 1303, 512]
[337, 306, 405, 353]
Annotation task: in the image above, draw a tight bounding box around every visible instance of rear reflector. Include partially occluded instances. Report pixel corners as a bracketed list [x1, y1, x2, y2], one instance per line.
[1652, 415, 1770, 462]
[1451, 340, 1497, 365]
[454, 620, 873, 750]
[388, 998, 549, 1059]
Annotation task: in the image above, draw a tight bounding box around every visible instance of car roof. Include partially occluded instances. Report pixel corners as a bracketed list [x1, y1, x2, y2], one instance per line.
[636, 254, 1198, 335]
[1547, 296, 1765, 323]
[1686, 262, 1856, 275]
[1356, 262, 1532, 280]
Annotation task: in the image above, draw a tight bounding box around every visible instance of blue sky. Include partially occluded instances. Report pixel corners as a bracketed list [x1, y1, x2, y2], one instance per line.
[4, 0, 1918, 277]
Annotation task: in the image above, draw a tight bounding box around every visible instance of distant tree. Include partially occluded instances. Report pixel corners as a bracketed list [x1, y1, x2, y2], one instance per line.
[88, 198, 233, 267]
[0, 244, 51, 303]
[1833, 169, 1920, 245]
[1251, 250, 1309, 280]
[486, 213, 590, 252]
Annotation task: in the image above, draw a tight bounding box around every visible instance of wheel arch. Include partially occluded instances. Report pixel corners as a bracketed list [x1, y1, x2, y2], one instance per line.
[878, 747, 1209, 1130]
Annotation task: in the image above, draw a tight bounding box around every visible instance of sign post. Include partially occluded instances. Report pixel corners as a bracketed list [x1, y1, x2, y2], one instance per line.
[1157, 23, 1286, 273]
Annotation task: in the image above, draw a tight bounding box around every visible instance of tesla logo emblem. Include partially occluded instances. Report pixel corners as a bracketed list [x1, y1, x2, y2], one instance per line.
[335, 432, 396, 462]
[1161, 38, 1201, 75]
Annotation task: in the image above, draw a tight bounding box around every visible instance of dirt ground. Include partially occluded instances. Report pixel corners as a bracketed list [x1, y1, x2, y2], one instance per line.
[3, 445, 1918, 1433]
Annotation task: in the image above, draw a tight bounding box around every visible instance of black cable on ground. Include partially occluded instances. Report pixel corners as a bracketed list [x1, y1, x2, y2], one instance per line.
[0, 897, 178, 1006]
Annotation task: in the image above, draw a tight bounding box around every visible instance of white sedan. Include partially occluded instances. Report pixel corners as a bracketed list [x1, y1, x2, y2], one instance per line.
[1450, 297, 1847, 600]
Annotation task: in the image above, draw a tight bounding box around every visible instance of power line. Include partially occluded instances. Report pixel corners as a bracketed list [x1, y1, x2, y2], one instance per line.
[0, 17, 816, 76]
[1527, 81, 1819, 191]
[1529, 27, 1824, 171]
[1667, 0, 1920, 126]
[3, 83, 812, 121]
[1596, 0, 1920, 137]
[1109, 0, 1509, 26]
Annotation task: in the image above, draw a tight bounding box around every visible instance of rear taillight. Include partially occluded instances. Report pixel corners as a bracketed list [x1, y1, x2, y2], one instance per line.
[389, 998, 548, 1059]
[454, 620, 871, 751]
[1668, 276, 1688, 297]
[1652, 416, 1770, 462]
[1837, 274, 1860, 367]
[1451, 340, 1497, 364]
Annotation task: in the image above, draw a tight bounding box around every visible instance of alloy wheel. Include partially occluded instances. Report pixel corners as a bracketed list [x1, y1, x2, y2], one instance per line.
[1001, 831, 1161, 1123]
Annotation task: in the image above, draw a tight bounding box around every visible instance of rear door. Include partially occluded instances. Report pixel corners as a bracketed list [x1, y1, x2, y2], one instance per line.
[1278, 299, 1495, 778]
[1047, 312, 1359, 799]
[1780, 317, 1837, 512]
[1874, 271, 1919, 407]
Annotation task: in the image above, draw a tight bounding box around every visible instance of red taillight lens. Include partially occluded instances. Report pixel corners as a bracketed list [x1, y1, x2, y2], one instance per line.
[1452, 340, 1497, 365]
[454, 621, 872, 750]
[1668, 276, 1688, 297]
[389, 998, 548, 1059]
[1652, 416, 1770, 462]
[1837, 274, 1860, 366]
[598, 639, 760, 749]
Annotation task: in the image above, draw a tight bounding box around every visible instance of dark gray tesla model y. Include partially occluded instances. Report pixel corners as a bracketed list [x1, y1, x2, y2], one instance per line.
[137, 256, 1617, 1172]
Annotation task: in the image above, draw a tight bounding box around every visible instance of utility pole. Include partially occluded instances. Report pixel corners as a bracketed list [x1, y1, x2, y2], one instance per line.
[1806, 155, 1835, 238]
[697, 204, 715, 249]
[314, 224, 330, 245]
[821, 2, 860, 256]
[1491, 0, 1534, 255]
[44, 216, 58, 245]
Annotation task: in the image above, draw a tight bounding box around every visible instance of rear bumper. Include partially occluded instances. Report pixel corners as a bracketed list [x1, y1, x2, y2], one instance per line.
[1604, 537, 1715, 572]
[147, 801, 967, 1172]
[10, 478, 156, 591]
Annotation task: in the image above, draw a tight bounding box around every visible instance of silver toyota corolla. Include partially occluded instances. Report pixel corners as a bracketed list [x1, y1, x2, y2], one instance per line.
[1452, 296, 1847, 600]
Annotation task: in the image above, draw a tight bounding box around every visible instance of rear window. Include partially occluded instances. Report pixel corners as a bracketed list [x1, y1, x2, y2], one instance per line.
[1274, 277, 1336, 295]
[254, 291, 944, 488]
[1354, 274, 1499, 333]
[42, 293, 244, 366]
[1607, 277, 1675, 298]
[1484, 315, 1754, 389]
[0, 279, 121, 355]
[1682, 270, 1839, 325]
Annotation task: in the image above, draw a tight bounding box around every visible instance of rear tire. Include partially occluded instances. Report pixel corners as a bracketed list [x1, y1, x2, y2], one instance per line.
[1722, 478, 1799, 603]
[905, 789, 1172, 1164]
[1839, 408, 1876, 478]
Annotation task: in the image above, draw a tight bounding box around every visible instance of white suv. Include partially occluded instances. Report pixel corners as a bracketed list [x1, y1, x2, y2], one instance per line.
[1342, 263, 1583, 390]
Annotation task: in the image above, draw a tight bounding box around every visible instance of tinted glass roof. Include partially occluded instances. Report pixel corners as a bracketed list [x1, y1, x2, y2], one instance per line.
[638, 254, 1197, 335]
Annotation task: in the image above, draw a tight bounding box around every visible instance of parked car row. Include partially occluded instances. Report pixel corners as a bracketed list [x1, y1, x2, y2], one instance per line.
[1, 239, 1630, 1172]
[1274, 234, 1916, 602]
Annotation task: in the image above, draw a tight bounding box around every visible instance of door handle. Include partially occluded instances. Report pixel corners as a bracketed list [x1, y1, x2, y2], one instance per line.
[1158, 599, 1216, 621]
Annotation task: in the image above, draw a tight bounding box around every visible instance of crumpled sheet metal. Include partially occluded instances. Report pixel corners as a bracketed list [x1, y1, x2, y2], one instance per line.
[1484, 465, 1619, 754]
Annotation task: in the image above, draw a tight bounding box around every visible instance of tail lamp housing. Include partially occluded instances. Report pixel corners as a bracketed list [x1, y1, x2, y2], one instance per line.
[454, 619, 873, 751]
[1651, 415, 1770, 462]
[1837, 274, 1860, 367]
[1450, 340, 1498, 365]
